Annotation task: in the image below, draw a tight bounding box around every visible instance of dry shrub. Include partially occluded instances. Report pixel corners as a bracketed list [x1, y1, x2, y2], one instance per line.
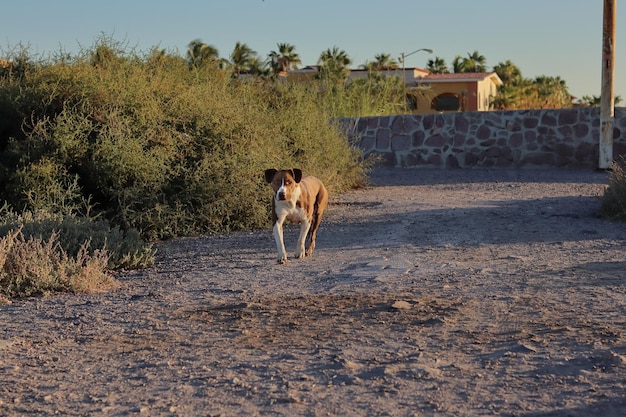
[0, 40, 370, 240]
[0, 228, 117, 300]
[600, 158, 626, 220]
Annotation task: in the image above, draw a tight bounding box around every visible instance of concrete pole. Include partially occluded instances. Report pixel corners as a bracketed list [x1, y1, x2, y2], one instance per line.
[599, 0, 616, 169]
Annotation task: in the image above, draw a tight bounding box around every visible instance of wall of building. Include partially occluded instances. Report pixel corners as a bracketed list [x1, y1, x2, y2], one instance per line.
[414, 83, 464, 114]
[339, 108, 626, 168]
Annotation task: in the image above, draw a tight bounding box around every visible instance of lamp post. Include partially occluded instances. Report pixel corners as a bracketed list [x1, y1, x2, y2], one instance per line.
[398, 48, 433, 112]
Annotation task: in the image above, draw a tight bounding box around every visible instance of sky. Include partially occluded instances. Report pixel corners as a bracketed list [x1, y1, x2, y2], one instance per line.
[2, 1, 624, 101]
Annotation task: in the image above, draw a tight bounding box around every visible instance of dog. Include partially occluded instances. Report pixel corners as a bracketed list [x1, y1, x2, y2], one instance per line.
[264, 168, 328, 264]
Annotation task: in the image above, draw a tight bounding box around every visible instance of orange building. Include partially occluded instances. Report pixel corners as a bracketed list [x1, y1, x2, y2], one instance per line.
[407, 71, 503, 113]
[277, 66, 503, 114]
[348, 68, 502, 113]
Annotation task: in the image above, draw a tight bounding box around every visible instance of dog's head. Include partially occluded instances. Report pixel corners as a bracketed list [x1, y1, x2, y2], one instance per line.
[265, 168, 302, 201]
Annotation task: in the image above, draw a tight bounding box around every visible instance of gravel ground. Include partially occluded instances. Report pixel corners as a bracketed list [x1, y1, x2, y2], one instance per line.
[1, 167, 625, 417]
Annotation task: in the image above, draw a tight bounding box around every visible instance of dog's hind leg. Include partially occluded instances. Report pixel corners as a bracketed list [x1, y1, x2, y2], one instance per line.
[306, 199, 326, 256]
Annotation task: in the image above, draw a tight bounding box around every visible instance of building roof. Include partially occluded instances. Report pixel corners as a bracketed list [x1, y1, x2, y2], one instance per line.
[278, 66, 503, 87]
[419, 72, 502, 85]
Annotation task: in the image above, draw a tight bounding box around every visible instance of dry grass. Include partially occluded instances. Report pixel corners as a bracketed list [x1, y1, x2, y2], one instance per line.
[0, 228, 117, 302]
[600, 158, 626, 220]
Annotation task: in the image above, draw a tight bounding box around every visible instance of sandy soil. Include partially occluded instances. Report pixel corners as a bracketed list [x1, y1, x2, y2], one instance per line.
[1, 167, 625, 417]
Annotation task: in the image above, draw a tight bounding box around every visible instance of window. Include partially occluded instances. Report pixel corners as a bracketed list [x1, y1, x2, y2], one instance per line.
[432, 93, 460, 111]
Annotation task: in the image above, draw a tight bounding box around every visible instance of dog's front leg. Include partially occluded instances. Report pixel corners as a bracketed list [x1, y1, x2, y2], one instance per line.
[273, 220, 288, 264]
[294, 220, 311, 259]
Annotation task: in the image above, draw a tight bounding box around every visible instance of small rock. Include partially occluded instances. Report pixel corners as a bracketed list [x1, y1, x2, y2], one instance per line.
[392, 300, 412, 310]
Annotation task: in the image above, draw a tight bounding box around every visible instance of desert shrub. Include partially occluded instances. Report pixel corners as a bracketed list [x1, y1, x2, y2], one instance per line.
[0, 39, 369, 240]
[0, 207, 155, 270]
[600, 158, 626, 220]
[12, 157, 88, 215]
[318, 75, 405, 118]
[0, 228, 117, 300]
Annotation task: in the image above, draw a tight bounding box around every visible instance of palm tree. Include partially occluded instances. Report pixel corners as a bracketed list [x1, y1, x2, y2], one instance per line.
[268, 43, 301, 73]
[452, 55, 465, 73]
[534, 75, 570, 108]
[492, 84, 520, 110]
[229, 41, 257, 75]
[317, 46, 352, 83]
[578, 95, 623, 107]
[426, 57, 449, 74]
[247, 56, 270, 77]
[461, 50, 487, 73]
[370, 53, 399, 71]
[493, 60, 522, 85]
[187, 39, 219, 68]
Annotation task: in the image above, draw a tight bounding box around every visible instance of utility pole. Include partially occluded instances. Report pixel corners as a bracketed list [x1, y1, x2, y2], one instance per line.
[398, 48, 433, 113]
[599, 0, 616, 169]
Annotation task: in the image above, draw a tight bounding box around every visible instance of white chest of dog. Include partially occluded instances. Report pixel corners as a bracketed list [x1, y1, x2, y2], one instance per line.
[264, 168, 328, 264]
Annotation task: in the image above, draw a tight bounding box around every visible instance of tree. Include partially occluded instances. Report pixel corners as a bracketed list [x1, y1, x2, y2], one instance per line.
[577, 94, 622, 107]
[461, 50, 487, 73]
[247, 56, 270, 77]
[492, 84, 521, 110]
[492, 75, 573, 110]
[534, 75, 570, 108]
[229, 41, 257, 75]
[493, 60, 522, 85]
[426, 57, 449, 74]
[370, 53, 399, 71]
[452, 55, 465, 73]
[187, 39, 219, 68]
[268, 43, 301, 73]
[317, 47, 352, 83]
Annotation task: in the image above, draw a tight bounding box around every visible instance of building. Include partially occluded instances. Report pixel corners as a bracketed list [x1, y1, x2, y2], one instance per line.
[408, 71, 503, 113]
[348, 68, 502, 114]
[278, 66, 503, 114]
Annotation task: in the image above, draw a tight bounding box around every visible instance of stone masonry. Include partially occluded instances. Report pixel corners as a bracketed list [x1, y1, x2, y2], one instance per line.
[339, 108, 626, 168]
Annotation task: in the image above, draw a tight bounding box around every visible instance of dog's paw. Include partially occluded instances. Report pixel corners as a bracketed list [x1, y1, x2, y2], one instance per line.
[295, 251, 306, 259]
[277, 257, 287, 264]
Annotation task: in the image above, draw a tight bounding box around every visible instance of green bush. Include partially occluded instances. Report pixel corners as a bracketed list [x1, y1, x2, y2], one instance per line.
[0, 40, 369, 240]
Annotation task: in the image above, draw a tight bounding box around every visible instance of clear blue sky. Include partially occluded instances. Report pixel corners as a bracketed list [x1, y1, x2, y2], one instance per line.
[2, 0, 623, 101]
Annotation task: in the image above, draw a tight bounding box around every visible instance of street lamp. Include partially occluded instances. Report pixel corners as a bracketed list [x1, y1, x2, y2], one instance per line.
[398, 48, 433, 112]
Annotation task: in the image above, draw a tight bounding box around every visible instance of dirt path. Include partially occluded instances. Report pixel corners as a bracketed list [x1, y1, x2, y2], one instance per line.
[1, 168, 625, 417]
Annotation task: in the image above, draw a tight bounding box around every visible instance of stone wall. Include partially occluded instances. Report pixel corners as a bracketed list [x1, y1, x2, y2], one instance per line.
[339, 108, 626, 168]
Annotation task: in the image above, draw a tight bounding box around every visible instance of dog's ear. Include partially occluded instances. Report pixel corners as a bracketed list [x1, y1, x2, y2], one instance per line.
[264, 169, 277, 183]
[292, 168, 303, 183]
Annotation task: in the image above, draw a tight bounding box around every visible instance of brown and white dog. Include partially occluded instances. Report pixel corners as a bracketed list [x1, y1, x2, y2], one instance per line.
[264, 168, 328, 264]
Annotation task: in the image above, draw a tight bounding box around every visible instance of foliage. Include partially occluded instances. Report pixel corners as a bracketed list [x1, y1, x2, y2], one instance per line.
[269, 43, 301, 73]
[318, 74, 405, 118]
[426, 57, 449, 74]
[187, 39, 220, 69]
[0, 39, 368, 242]
[229, 41, 259, 75]
[0, 228, 117, 300]
[317, 47, 352, 85]
[600, 158, 626, 221]
[362, 53, 399, 71]
[492, 69, 572, 110]
[0, 207, 155, 270]
[577, 94, 623, 107]
[454, 51, 488, 73]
